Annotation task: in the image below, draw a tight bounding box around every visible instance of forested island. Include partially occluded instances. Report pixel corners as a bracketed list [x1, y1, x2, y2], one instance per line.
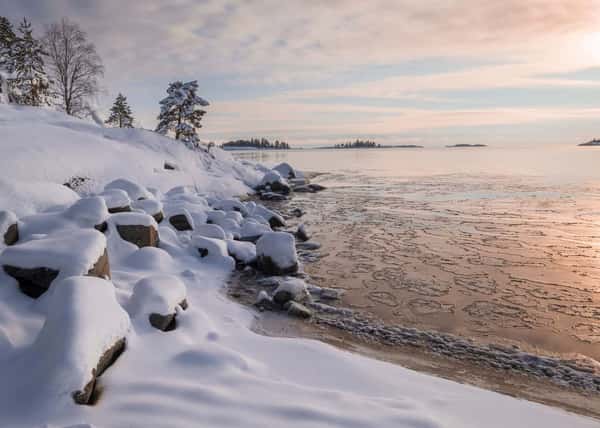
[578, 139, 600, 146]
[333, 140, 381, 149]
[220, 138, 291, 150]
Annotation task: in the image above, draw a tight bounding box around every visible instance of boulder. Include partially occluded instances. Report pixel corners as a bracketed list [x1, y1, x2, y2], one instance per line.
[258, 170, 291, 195]
[256, 232, 298, 275]
[272, 277, 308, 305]
[285, 301, 312, 319]
[110, 212, 159, 248]
[195, 223, 227, 240]
[211, 199, 248, 216]
[272, 162, 296, 179]
[0, 230, 109, 298]
[294, 183, 327, 193]
[100, 188, 132, 213]
[191, 235, 228, 258]
[164, 161, 178, 170]
[295, 224, 310, 242]
[31, 276, 130, 405]
[239, 219, 271, 242]
[132, 199, 164, 224]
[226, 239, 257, 265]
[254, 290, 275, 311]
[260, 192, 288, 201]
[129, 275, 187, 332]
[0, 210, 18, 246]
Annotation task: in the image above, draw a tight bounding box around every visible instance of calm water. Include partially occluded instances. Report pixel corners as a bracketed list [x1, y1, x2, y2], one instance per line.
[236, 146, 600, 361]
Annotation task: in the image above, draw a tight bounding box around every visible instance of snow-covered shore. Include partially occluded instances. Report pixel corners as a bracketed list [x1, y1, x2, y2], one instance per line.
[0, 105, 597, 428]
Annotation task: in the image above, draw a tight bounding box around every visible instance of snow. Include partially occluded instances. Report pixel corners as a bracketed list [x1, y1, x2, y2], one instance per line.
[132, 198, 163, 216]
[211, 198, 248, 216]
[105, 178, 152, 201]
[128, 275, 187, 318]
[191, 235, 229, 258]
[259, 169, 286, 187]
[108, 212, 158, 228]
[64, 196, 109, 227]
[194, 223, 227, 240]
[100, 188, 131, 210]
[163, 204, 195, 229]
[0, 209, 17, 243]
[256, 231, 298, 271]
[0, 105, 596, 428]
[0, 229, 106, 279]
[226, 239, 257, 264]
[273, 276, 309, 302]
[2, 276, 130, 411]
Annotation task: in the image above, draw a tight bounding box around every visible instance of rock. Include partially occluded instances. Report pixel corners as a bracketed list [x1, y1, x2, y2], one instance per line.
[226, 239, 257, 265]
[116, 225, 159, 248]
[101, 188, 132, 213]
[211, 199, 248, 216]
[169, 214, 193, 231]
[295, 224, 310, 241]
[319, 288, 341, 300]
[0, 229, 109, 298]
[132, 199, 164, 224]
[63, 176, 90, 192]
[260, 192, 288, 201]
[0, 210, 18, 246]
[73, 337, 126, 405]
[164, 161, 178, 170]
[195, 223, 227, 240]
[258, 170, 291, 195]
[256, 232, 298, 275]
[254, 290, 275, 311]
[285, 301, 312, 319]
[272, 162, 296, 179]
[191, 235, 228, 258]
[294, 183, 327, 193]
[291, 208, 305, 218]
[129, 275, 187, 331]
[104, 178, 152, 201]
[111, 211, 160, 248]
[32, 276, 130, 405]
[272, 277, 308, 305]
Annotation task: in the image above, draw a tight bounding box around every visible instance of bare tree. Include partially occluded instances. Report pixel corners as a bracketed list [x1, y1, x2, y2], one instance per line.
[44, 18, 103, 116]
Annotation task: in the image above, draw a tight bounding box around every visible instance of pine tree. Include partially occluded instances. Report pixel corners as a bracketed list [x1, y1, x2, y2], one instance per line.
[0, 16, 16, 103]
[105, 93, 134, 128]
[155, 80, 209, 149]
[11, 18, 50, 106]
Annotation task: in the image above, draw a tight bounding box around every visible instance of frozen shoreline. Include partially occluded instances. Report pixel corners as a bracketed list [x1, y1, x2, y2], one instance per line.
[0, 105, 597, 427]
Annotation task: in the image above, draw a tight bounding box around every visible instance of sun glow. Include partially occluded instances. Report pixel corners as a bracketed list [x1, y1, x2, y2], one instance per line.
[580, 31, 600, 64]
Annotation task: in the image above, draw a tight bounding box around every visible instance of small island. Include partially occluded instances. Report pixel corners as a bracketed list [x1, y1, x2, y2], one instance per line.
[446, 144, 487, 148]
[333, 139, 381, 149]
[220, 138, 291, 150]
[578, 139, 600, 146]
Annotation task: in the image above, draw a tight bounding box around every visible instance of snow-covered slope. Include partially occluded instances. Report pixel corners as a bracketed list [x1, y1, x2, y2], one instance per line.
[0, 105, 597, 428]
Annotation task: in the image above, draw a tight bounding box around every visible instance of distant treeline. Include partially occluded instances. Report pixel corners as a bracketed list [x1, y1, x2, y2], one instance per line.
[220, 138, 291, 150]
[334, 139, 381, 149]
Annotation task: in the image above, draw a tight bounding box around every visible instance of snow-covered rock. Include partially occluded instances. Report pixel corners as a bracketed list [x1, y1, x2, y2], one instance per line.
[239, 218, 271, 241]
[249, 204, 286, 228]
[104, 178, 152, 201]
[295, 223, 310, 242]
[164, 205, 194, 231]
[191, 235, 228, 258]
[272, 277, 309, 305]
[256, 232, 298, 274]
[258, 170, 291, 195]
[285, 301, 312, 319]
[211, 198, 248, 216]
[64, 196, 109, 230]
[272, 162, 296, 179]
[0, 229, 109, 297]
[132, 198, 164, 223]
[226, 240, 257, 265]
[108, 212, 159, 248]
[100, 189, 132, 213]
[0, 210, 18, 246]
[34, 276, 130, 404]
[129, 275, 187, 331]
[194, 224, 227, 240]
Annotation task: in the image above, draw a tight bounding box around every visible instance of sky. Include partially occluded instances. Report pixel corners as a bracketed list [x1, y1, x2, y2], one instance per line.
[3, 0, 600, 146]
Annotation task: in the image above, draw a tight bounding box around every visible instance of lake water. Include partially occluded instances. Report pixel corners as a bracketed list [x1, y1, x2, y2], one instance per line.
[233, 146, 600, 412]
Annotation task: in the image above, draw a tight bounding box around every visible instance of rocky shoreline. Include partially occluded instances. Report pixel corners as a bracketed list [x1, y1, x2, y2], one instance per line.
[228, 164, 600, 418]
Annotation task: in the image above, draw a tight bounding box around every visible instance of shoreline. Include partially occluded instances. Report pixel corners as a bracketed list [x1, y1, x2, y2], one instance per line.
[227, 170, 600, 420]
